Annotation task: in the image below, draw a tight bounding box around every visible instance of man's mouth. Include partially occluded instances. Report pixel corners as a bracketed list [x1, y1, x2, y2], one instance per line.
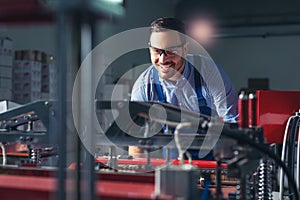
[160, 63, 174, 72]
[160, 65, 170, 71]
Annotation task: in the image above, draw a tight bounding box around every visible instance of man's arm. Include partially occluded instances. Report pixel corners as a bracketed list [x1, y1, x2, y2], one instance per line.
[200, 56, 238, 123]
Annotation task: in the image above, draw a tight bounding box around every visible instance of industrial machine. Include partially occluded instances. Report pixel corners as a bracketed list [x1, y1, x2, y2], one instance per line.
[0, 90, 299, 200]
[0, 100, 58, 167]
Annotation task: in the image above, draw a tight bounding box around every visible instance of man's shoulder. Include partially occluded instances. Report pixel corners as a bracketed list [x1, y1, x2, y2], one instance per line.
[132, 65, 156, 89]
[131, 65, 155, 101]
[137, 65, 155, 80]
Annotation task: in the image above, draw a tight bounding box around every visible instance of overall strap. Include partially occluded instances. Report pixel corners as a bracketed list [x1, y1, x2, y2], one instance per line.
[193, 65, 206, 106]
[153, 68, 166, 103]
[152, 68, 168, 132]
[192, 57, 212, 116]
[152, 60, 211, 116]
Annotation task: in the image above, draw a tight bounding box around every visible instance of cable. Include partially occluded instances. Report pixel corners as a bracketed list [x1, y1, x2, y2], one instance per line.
[288, 117, 299, 181]
[290, 117, 300, 195]
[0, 142, 6, 166]
[287, 115, 300, 191]
[297, 116, 300, 189]
[280, 113, 300, 198]
[287, 116, 298, 196]
[280, 115, 295, 198]
[219, 126, 299, 200]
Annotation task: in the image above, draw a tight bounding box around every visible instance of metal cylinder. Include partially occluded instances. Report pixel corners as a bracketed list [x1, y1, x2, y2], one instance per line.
[248, 93, 257, 127]
[238, 92, 248, 128]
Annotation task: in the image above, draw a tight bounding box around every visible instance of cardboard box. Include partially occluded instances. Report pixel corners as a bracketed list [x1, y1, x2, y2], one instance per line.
[42, 54, 57, 93]
[0, 37, 14, 66]
[13, 91, 41, 104]
[0, 65, 13, 78]
[0, 77, 12, 89]
[12, 50, 43, 104]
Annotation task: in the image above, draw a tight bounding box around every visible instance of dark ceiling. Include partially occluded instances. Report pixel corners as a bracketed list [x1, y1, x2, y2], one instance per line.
[175, 0, 300, 28]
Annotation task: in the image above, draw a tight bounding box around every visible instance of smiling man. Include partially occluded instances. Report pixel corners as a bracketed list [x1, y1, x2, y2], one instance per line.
[148, 28, 187, 82]
[130, 17, 238, 159]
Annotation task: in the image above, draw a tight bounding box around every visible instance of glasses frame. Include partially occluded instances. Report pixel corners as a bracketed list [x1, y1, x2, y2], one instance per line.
[148, 42, 185, 58]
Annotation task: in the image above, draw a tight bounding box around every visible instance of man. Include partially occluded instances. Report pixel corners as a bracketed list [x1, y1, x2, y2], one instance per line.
[130, 17, 238, 159]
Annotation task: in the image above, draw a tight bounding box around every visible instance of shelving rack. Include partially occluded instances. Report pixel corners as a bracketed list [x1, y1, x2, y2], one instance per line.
[0, 1, 125, 200]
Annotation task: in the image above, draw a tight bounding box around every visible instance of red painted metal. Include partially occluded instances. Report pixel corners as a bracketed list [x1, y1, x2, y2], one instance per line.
[0, 0, 53, 24]
[256, 90, 300, 143]
[0, 174, 172, 200]
[0, 160, 231, 200]
[94, 157, 227, 169]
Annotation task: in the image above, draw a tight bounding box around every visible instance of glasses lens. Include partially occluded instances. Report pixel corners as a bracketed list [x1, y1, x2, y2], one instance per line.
[149, 46, 178, 57]
[149, 47, 161, 55]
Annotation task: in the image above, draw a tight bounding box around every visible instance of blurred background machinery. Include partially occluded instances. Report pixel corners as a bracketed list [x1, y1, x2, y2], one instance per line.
[0, 0, 300, 200]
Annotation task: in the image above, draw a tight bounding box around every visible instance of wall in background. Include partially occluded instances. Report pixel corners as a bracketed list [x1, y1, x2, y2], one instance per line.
[209, 25, 300, 91]
[95, 0, 175, 86]
[0, 25, 56, 54]
[1, 0, 300, 93]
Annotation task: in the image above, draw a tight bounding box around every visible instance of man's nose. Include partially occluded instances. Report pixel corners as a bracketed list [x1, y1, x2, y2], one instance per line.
[159, 52, 169, 63]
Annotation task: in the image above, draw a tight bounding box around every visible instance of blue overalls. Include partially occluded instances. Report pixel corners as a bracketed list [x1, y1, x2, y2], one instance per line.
[153, 63, 214, 160]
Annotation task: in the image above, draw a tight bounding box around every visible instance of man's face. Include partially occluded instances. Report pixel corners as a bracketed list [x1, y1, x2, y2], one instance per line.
[149, 30, 188, 81]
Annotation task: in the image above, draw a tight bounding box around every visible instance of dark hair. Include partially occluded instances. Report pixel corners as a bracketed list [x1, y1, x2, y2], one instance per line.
[150, 17, 186, 43]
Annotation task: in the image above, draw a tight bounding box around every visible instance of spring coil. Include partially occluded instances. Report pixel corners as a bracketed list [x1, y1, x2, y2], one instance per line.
[258, 159, 273, 200]
[30, 148, 41, 164]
